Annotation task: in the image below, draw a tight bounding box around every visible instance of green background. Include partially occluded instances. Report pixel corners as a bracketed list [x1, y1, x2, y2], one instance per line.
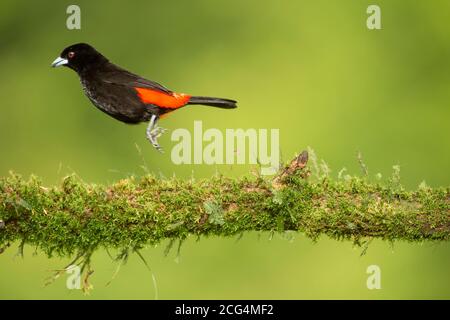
[0, 0, 449, 299]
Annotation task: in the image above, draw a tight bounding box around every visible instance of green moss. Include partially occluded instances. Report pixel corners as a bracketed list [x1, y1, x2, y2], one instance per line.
[0, 154, 449, 294]
[1, 169, 448, 263]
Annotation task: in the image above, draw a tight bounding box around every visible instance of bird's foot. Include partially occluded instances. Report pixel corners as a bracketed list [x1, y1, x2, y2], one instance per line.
[146, 126, 167, 153]
[147, 135, 164, 153]
[151, 126, 167, 139]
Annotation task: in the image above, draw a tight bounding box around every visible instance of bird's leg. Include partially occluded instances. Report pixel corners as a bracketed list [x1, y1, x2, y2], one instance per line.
[146, 115, 165, 153]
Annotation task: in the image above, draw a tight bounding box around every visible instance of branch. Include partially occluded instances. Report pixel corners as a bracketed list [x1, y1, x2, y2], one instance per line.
[0, 151, 449, 260]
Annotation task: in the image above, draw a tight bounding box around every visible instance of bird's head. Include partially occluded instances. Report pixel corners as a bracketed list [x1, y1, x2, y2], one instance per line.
[51, 43, 107, 72]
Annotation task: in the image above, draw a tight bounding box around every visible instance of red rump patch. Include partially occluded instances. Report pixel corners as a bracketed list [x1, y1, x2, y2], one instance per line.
[135, 87, 191, 109]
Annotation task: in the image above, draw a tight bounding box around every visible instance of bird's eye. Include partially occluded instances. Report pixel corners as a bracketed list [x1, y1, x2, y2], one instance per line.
[68, 51, 75, 59]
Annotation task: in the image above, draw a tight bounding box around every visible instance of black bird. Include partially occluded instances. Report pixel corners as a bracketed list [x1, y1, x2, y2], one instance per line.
[51, 43, 237, 151]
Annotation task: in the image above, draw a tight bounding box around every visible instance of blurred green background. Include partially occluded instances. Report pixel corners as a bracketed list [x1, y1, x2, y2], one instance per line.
[0, 0, 449, 299]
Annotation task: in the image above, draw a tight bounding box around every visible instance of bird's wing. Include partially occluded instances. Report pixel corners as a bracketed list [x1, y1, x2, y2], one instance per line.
[100, 64, 190, 108]
[100, 64, 173, 94]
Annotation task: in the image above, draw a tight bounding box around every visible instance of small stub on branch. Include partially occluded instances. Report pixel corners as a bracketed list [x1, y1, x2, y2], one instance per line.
[273, 150, 309, 188]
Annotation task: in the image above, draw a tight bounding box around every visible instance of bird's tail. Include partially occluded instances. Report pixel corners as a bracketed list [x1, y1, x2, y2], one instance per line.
[188, 96, 237, 109]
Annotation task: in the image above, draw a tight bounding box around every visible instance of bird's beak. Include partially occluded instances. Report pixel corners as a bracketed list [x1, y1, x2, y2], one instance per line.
[51, 56, 68, 68]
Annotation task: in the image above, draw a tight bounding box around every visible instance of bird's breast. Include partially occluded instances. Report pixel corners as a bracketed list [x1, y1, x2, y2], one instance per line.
[80, 78, 106, 110]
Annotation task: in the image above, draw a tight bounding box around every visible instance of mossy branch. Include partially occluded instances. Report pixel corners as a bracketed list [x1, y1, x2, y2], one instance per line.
[0, 151, 449, 261]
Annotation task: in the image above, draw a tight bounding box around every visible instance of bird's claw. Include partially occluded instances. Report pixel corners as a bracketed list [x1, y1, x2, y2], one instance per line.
[154, 143, 164, 153]
[151, 126, 167, 139]
[148, 135, 164, 153]
[147, 126, 167, 153]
